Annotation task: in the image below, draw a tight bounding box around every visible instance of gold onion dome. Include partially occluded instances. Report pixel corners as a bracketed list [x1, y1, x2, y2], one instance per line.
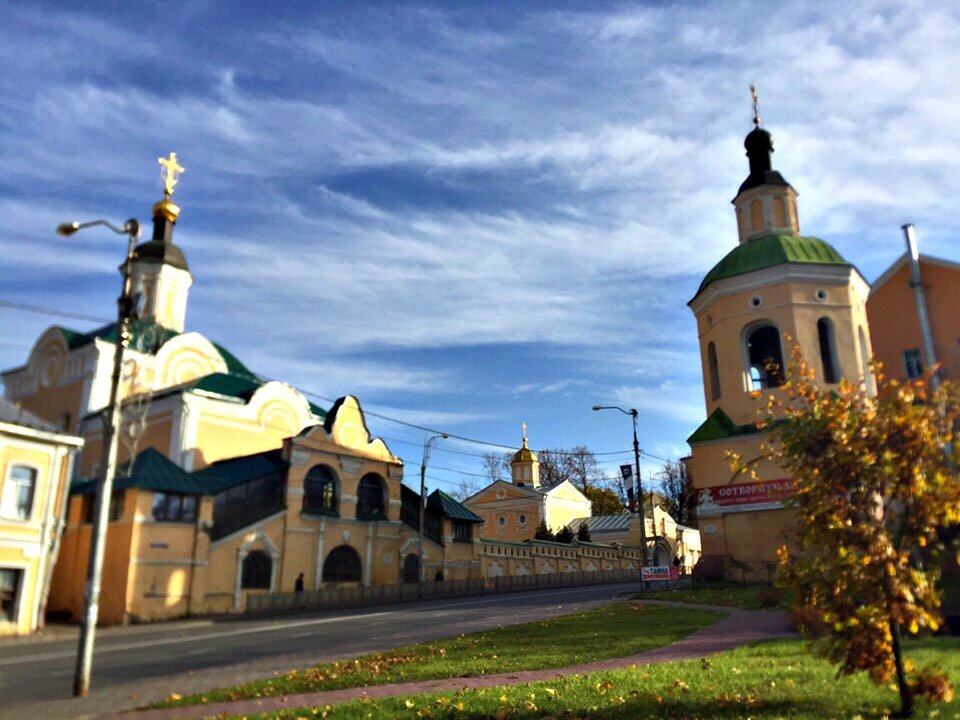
[512, 436, 537, 464]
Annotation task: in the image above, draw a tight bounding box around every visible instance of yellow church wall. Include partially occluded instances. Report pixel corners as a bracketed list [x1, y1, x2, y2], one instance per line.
[78, 412, 175, 478]
[687, 432, 798, 578]
[464, 482, 542, 542]
[189, 414, 289, 470]
[543, 482, 592, 533]
[695, 278, 869, 426]
[11, 377, 85, 434]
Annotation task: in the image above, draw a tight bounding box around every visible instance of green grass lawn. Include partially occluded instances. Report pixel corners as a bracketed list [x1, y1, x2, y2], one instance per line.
[233, 636, 960, 720]
[155, 603, 720, 709]
[638, 583, 788, 611]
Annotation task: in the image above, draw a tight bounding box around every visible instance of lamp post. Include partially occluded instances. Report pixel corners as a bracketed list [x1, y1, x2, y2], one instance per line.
[58, 217, 141, 697]
[592, 405, 649, 566]
[418, 433, 447, 584]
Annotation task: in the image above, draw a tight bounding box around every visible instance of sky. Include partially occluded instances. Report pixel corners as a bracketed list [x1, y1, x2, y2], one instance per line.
[2, 1, 959, 496]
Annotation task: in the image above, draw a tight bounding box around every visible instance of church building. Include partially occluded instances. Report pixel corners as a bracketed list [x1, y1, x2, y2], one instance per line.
[686, 100, 873, 580]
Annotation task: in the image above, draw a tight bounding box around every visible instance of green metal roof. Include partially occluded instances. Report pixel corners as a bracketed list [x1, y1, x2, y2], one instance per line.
[428, 489, 483, 522]
[56, 322, 254, 378]
[190, 449, 289, 494]
[695, 234, 850, 297]
[71, 448, 206, 496]
[687, 408, 760, 444]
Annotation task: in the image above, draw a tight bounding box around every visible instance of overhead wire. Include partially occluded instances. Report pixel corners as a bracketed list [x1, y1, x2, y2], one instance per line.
[1, 298, 685, 471]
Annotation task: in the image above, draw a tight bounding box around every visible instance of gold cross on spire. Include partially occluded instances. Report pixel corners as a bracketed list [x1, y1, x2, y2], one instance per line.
[158, 152, 185, 197]
[750, 83, 762, 127]
[521, 421, 527, 441]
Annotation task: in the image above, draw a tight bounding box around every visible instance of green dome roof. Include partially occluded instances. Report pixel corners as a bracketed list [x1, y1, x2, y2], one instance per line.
[695, 233, 850, 297]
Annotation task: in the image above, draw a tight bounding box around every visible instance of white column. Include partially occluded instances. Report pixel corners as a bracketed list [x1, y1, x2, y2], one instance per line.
[314, 518, 326, 590]
[234, 550, 247, 611]
[363, 525, 373, 587]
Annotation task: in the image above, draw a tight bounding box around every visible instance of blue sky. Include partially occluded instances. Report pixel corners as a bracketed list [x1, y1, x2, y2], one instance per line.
[2, 1, 959, 494]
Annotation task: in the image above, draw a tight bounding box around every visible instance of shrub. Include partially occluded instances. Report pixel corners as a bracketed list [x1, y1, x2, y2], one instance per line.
[757, 586, 785, 609]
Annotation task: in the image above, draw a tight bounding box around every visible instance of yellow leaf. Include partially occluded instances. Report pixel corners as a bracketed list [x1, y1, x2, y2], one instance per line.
[500, 694, 508, 703]
[405, 700, 415, 708]
[167, 693, 182, 702]
[545, 688, 557, 696]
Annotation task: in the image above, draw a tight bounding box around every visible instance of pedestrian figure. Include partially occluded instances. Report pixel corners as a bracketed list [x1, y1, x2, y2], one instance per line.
[295, 572, 305, 593]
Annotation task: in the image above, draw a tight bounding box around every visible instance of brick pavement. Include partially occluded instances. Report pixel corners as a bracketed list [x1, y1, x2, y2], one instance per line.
[102, 602, 793, 720]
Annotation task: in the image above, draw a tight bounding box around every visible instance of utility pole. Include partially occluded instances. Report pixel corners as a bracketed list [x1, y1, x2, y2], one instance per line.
[418, 433, 447, 584]
[593, 405, 649, 566]
[57, 218, 141, 697]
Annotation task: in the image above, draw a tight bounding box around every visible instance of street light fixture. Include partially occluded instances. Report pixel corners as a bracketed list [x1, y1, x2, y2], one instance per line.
[418, 432, 448, 584]
[592, 405, 650, 566]
[63, 216, 141, 697]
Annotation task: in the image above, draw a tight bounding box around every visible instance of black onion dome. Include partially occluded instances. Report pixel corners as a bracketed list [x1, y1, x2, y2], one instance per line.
[737, 125, 792, 196]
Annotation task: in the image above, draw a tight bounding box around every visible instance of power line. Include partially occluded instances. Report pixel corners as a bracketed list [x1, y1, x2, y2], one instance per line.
[0, 299, 110, 324]
[2, 298, 688, 466]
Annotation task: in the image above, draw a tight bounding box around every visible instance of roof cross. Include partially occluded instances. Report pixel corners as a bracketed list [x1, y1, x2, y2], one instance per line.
[750, 83, 762, 127]
[158, 152, 185, 197]
[521, 421, 527, 441]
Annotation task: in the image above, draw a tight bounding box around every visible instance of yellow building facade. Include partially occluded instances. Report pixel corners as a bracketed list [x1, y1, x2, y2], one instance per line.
[686, 114, 873, 580]
[4, 161, 692, 627]
[464, 434, 592, 541]
[0, 398, 83, 635]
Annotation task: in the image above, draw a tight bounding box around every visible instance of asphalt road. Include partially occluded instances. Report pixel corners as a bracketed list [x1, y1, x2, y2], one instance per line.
[0, 581, 645, 720]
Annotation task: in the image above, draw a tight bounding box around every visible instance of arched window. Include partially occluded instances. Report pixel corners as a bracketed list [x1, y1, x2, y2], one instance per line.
[1, 466, 37, 521]
[241, 550, 272, 589]
[745, 324, 784, 390]
[817, 317, 839, 383]
[750, 199, 764, 231]
[303, 465, 338, 516]
[323, 545, 362, 582]
[858, 326, 875, 395]
[707, 342, 721, 401]
[773, 197, 786, 227]
[356, 474, 386, 520]
[402, 553, 419, 583]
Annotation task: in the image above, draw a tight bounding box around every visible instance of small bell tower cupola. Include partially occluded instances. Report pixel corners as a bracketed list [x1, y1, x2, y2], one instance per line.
[129, 153, 193, 333]
[732, 85, 801, 244]
[511, 422, 540, 488]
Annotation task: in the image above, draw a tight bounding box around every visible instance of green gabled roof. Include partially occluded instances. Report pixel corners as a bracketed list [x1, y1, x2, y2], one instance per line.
[188, 372, 263, 401]
[71, 447, 205, 495]
[308, 402, 328, 420]
[190, 449, 289, 494]
[695, 234, 850, 297]
[56, 323, 254, 378]
[428, 489, 483, 522]
[687, 408, 759, 444]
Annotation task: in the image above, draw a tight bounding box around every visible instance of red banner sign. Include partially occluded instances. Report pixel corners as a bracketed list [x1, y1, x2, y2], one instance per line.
[641, 565, 680, 581]
[697, 478, 795, 517]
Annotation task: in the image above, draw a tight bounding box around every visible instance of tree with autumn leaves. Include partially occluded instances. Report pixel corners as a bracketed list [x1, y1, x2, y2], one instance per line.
[732, 347, 960, 718]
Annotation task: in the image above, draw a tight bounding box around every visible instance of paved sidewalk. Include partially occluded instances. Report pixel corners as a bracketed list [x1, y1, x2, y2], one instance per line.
[103, 602, 793, 720]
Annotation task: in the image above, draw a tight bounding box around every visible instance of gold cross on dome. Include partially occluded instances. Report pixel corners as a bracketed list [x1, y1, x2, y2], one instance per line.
[750, 83, 762, 127]
[158, 152, 185, 197]
[521, 421, 527, 441]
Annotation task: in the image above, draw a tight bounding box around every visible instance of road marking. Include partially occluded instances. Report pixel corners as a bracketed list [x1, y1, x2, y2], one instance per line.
[0, 611, 391, 666]
[0, 582, 639, 668]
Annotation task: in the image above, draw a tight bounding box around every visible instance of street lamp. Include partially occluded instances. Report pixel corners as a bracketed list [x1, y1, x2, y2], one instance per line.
[418, 432, 448, 584]
[592, 405, 650, 566]
[59, 217, 141, 697]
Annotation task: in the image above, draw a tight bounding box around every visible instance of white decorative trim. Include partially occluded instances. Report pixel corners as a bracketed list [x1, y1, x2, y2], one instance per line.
[234, 530, 281, 611]
[690, 262, 865, 315]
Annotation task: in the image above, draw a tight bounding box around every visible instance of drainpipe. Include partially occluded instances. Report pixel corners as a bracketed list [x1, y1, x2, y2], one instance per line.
[902, 224, 941, 390]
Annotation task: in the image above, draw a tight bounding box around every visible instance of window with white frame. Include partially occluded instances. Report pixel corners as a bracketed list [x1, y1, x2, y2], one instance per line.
[1, 466, 37, 521]
[903, 348, 924, 379]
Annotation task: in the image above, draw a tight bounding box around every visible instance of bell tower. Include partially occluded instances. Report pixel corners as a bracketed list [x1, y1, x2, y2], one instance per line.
[129, 153, 193, 332]
[684, 89, 875, 580]
[510, 422, 540, 488]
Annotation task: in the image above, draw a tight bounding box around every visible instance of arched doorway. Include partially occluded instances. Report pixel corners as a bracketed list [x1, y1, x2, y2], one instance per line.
[653, 541, 672, 567]
[322, 545, 362, 583]
[402, 554, 419, 583]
